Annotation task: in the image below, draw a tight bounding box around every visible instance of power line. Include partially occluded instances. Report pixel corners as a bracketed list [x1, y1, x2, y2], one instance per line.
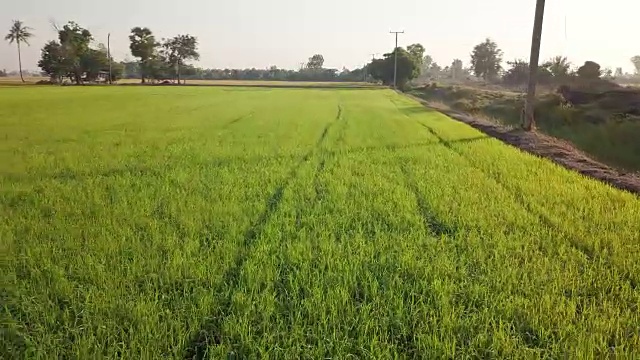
[389, 30, 404, 89]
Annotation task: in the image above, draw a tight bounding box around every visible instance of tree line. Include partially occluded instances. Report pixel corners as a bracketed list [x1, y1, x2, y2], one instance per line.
[6, 19, 640, 85]
[366, 37, 640, 90]
[3, 20, 367, 84]
[467, 38, 622, 87]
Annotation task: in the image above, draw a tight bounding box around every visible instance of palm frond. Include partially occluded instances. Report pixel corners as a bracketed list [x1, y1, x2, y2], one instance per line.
[5, 20, 33, 45]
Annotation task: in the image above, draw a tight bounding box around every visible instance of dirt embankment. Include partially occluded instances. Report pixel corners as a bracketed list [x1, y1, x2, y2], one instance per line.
[408, 94, 640, 196]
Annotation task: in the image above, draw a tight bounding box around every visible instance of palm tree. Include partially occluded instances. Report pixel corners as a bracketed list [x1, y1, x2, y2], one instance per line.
[5, 20, 34, 83]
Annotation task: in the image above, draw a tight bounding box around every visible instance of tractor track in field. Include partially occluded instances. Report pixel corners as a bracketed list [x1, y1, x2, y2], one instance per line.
[312, 103, 344, 200]
[183, 103, 343, 359]
[399, 164, 458, 238]
[414, 120, 638, 290]
[416, 121, 596, 251]
[391, 93, 600, 261]
[223, 111, 254, 128]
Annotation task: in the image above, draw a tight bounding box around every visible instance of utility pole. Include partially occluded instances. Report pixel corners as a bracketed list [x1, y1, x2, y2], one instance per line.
[389, 31, 404, 89]
[107, 33, 112, 84]
[523, 0, 546, 130]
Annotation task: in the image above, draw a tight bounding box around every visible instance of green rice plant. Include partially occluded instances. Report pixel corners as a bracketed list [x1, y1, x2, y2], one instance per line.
[1, 86, 639, 359]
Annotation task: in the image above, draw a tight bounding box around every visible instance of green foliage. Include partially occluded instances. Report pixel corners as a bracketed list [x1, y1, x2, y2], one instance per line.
[470, 38, 503, 81]
[38, 41, 66, 82]
[5, 20, 34, 82]
[38, 24, 119, 84]
[306, 54, 324, 69]
[542, 56, 571, 79]
[4, 20, 33, 45]
[160, 34, 200, 83]
[406, 44, 425, 77]
[37, 22, 94, 84]
[368, 47, 419, 88]
[577, 61, 602, 79]
[502, 59, 552, 86]
[1, 87, 640, 358]
[407, 44, 425, 64]
[502, 59, 529, 85]
[129, 27, 158, 83]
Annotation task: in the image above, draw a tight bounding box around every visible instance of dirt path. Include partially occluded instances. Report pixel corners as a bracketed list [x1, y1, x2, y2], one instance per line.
[407, 94, 640, 196]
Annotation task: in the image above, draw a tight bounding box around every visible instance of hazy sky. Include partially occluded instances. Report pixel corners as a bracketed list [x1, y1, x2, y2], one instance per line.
[1, 0, 638, 72]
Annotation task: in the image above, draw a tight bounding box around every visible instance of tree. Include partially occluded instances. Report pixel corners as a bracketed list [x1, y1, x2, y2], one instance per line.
[406, 43, 425, 77]
[129, 27, 158, 83]
[368, 47, 418, 88]
[4, 20, 34, 83]
[615, 67, 623, 77]
[631, 56, 640, 75]
[307, 54, 324, 69]
[421, 55, 433, 76]
[602, 67, 613, 79]
[38, 41, 66, 82]
[577, 61, 601, 79]
[82, 45, 112, 82]
[161, 34, 199, 84]
[38, 22, 123, 84]
[502, 59, 529, 86]
[470, 38, 503, 81]
[407, 44, 425, 64]
[0, 69, 7, 77]
[502, 59, 552, 87]
[543, 56, 571, 79]
[56, 22, 93, 84]
[450, 59, 464, 80]
[429, 62, 442, 79]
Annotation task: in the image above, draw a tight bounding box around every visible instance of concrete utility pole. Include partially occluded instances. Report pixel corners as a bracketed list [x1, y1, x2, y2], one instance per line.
[389, 31, 404, 89]
[107, 33, 112, 84]
[523, 0, 546, 130]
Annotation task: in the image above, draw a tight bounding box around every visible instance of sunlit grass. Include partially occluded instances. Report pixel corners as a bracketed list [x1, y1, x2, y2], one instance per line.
[1, 86, 639, 358]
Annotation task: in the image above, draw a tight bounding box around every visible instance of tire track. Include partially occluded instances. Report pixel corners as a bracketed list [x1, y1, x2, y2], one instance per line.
[393, 92, 595, 258]
[224, 111, 254, 128]
[312, 103, 343, 200]
[183, 105, 341, 359]
[414, 120, 638, 290]
[400, 163, 458, 238]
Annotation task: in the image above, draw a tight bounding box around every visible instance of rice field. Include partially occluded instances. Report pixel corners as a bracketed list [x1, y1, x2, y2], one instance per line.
[1, 85, 639, 358]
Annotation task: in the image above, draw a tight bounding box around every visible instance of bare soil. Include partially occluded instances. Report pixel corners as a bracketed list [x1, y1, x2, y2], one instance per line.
[408, 94, 640, 196]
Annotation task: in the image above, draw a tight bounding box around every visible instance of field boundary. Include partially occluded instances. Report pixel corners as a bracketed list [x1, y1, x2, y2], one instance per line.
[405, 93, 640, 196]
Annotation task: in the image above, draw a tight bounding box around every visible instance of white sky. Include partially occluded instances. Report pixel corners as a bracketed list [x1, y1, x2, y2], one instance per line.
[1, 0, 638, 72]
